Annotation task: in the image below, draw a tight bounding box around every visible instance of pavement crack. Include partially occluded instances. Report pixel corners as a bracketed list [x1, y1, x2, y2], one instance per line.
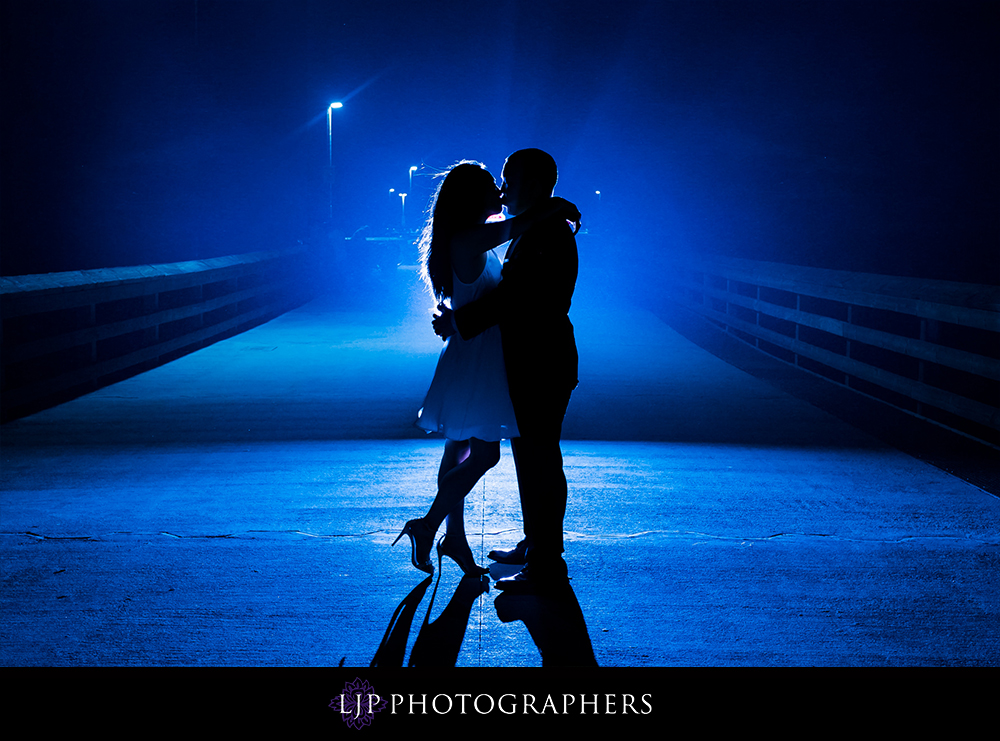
[290, 530, 373, 538]
[23, 531, 96, 541]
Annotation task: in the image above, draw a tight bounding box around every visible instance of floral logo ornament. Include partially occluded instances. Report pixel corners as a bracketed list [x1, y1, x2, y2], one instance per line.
[329, 677, 387, 729]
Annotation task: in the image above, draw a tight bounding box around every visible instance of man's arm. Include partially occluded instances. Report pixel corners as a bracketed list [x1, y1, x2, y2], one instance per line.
[454, 277, 508, 340]
[432, 214, 579, 342]
[450, 197, 580, 260]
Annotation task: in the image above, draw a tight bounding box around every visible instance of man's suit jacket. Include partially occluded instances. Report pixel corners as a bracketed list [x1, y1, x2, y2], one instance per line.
[454, 213, 579, 405]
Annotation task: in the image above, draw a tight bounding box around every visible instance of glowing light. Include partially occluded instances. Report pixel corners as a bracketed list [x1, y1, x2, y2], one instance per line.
[329, 101, 344, 110]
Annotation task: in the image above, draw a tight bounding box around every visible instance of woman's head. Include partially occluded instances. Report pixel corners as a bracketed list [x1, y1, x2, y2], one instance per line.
[430, 161, 501, 230]
[419, 161, 500, 301]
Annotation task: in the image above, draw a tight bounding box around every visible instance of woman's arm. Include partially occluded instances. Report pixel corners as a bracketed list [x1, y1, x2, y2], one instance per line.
[450, 197, 580, 259]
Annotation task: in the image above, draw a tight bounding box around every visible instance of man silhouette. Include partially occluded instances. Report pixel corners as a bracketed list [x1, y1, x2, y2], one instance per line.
[434, 148, 579, 592]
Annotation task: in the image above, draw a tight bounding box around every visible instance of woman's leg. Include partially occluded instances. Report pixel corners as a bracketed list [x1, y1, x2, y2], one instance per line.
[441, 441, 469, 539]
[424, 438, 500, 535]
[397, 439, 500, 574]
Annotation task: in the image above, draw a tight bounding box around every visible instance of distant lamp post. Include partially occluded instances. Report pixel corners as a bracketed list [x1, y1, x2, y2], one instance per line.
[326, 102, 343, 220]
[398, 192, 408, 228]
[327, 102, 343, 167]
[409, 165, 418, 192]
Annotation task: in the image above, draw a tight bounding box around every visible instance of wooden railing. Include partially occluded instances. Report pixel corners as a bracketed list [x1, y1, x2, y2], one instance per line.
[663, 257, 1000, 446]
[1, 249, 313, 422]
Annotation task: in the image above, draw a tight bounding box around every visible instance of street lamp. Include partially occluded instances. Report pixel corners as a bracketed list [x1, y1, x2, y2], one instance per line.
[398, 192, 407, 228]
[327, 102, 343, 167]
[325, 102, 344, 221]
[409, 165, 418, 192]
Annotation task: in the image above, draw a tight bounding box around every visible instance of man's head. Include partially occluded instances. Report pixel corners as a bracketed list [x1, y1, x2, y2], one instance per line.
[500, 148, 558, 216]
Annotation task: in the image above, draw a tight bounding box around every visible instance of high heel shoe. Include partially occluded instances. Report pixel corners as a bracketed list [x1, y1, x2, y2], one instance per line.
[437, 535, 489, 577]
[393, 519, 435, 574]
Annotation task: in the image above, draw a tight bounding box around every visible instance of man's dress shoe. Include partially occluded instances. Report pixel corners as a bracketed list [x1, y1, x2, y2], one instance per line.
[494, 560, 569, 594]
[488, 539, 528, 566]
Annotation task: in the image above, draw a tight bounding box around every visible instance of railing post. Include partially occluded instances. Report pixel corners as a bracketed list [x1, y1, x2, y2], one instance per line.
[755, 284, 760, 349]
[87, 302, 97, 364]
[725, 277, 731, 334]
[918, 318, 927, 415]
[142, 292, 159, 350]
[845, 305, 852, 387]
[794, 294, 801, 367]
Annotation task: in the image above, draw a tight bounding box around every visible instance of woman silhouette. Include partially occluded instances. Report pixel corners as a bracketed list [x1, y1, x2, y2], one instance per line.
[394, 161, 578, 576]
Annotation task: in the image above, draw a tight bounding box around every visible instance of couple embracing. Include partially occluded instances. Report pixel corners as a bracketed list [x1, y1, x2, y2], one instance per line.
[394, 148, 580, 594]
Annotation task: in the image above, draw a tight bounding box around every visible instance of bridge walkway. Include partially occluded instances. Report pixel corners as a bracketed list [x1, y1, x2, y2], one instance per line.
[3, 277, 997, 670]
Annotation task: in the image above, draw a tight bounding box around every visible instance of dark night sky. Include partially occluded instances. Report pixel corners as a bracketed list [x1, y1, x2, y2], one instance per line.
[1, 0, 997, 285]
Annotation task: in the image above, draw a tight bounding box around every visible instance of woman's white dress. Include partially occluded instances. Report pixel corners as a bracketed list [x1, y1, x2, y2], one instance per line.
[416, 248, 519, 441]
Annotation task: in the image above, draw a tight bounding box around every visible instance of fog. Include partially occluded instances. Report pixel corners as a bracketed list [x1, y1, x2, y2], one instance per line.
[2, 0, 996, 292]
